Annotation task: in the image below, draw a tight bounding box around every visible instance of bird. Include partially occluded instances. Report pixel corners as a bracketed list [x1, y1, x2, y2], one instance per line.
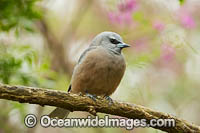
[49, 31, 130, 119]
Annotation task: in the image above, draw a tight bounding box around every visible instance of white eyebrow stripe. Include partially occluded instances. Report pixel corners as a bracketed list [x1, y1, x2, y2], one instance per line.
[110, 36, 116, 39]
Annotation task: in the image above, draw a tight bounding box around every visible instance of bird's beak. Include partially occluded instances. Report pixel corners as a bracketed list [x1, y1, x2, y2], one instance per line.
[117, 43, 130, 49]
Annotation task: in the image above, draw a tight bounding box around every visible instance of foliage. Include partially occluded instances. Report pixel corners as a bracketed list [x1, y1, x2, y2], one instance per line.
[0, 44, 35, 84]
[0, 0, 41, 32]
[179, 0, 185, 5]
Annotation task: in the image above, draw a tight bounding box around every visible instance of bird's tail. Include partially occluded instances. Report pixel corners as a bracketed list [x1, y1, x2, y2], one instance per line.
[49, 107, 70, 119]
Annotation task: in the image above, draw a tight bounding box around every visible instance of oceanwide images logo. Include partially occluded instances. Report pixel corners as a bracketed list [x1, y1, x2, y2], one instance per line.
[24, 114, 175, 129]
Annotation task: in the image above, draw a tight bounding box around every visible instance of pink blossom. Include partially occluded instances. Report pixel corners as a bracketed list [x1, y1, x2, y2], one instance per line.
[122, 12, 132, 24]
[180, 14, 195, 29]
[118, 0, 137, 12]
[176, 7, 196, 29]
[108, 0, 138, 25]
[153, 20, 165, 32]
[161, 44, 175, 62]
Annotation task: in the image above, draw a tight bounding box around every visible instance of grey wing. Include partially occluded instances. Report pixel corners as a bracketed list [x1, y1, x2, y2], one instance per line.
[77, 46, 97, 64]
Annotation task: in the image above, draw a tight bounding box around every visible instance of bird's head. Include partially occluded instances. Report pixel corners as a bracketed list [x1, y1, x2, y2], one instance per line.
[91, 31, 130, 54]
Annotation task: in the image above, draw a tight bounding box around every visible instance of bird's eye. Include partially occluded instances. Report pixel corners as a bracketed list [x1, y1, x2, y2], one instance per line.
[110, 38, 120, 44]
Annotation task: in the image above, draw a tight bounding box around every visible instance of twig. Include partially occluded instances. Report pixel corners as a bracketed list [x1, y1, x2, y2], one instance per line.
[0, 83, 199, 132]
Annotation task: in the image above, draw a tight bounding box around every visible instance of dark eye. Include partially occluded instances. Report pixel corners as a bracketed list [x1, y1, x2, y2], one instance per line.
[110, 38, 120, 44]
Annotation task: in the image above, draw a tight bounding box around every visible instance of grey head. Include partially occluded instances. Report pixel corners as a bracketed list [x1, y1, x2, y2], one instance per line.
[90, 31, 130, 54]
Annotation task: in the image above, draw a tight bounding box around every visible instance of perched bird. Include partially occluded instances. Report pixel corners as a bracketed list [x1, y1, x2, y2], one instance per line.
[49, 31, 130, 118]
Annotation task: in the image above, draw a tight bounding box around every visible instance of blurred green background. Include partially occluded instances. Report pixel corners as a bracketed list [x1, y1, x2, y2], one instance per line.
[0, 0, 200, 132]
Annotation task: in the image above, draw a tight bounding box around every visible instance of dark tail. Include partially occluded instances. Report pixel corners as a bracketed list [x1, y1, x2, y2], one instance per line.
[49, 108, 70, 119]
[49, 85, 71, 119]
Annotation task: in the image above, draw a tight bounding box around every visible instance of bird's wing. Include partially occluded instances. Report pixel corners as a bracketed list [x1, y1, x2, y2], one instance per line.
[67, 46, 97, 92]
[77, 46, 97, 64]
[67, 84, 71, 92]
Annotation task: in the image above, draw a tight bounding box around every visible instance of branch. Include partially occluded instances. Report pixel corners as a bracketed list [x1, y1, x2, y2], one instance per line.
[36, 18, 73, 75]
[0, 83, 199, 133]
[36, 0, 93, 75]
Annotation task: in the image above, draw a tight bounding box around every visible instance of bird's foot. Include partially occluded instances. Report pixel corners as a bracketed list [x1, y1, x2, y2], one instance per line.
[104, 96, 113, 105]
[86, 93, 97, 101]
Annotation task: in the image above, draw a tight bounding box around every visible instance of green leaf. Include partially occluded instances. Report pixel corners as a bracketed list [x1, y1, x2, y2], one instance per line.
[179, 0, 185, 5]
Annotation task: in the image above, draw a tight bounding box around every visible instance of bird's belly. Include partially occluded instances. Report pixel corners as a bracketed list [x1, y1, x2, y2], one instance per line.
[85, 65, 123, 96]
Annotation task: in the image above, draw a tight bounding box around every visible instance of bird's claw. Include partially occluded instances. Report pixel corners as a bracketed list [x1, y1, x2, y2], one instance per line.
[104, 96, 113, 105]
[86, 93, 97, 101]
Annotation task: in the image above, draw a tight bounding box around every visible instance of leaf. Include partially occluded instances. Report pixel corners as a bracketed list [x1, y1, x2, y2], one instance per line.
[179, 0, 185, 5]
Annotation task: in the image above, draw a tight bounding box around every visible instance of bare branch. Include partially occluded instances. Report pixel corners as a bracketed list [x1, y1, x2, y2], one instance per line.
[36, 18, 73, 75]
[0, 83, 199, 132]
[36, 0, 93, 75]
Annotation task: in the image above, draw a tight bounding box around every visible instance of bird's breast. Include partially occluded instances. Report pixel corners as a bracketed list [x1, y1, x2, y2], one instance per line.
[71, 47, 126, 96]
